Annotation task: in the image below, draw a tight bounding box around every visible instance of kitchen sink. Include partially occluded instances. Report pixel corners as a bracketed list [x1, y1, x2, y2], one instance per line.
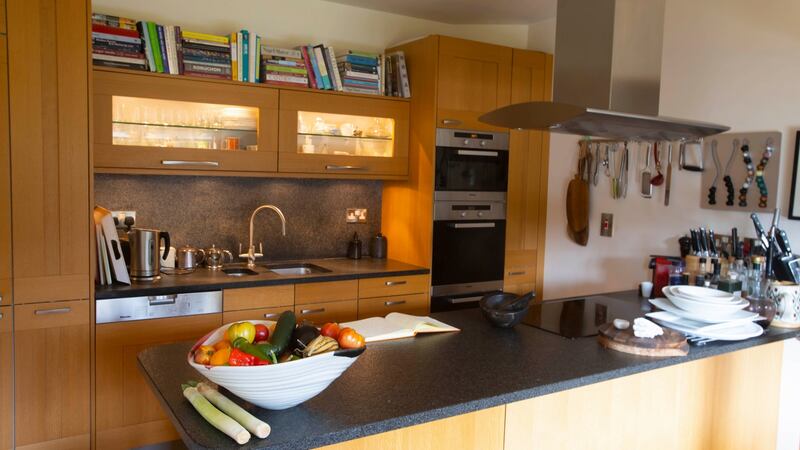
[222, 267, 259, 277]
[263, 263, 331, 276]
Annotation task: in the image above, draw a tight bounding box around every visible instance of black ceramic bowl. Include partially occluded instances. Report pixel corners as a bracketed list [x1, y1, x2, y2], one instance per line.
[479, 292, 531, 328]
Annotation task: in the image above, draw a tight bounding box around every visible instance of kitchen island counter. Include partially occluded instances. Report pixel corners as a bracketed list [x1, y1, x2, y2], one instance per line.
[96, 257, 428, 299]
[137, 291, 799, 450]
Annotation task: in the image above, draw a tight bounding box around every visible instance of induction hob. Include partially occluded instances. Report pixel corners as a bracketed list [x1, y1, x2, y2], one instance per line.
[522, 295, 650, 338]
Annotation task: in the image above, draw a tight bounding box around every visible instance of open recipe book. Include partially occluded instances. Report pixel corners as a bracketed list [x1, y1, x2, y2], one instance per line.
[341, 313, 460, 343]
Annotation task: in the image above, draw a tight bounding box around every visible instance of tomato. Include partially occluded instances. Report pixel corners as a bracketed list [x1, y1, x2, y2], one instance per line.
[227, 322, 256, 344]
[320, 322, 340, 339]
[337, 327, 365, 349]
[193, 345, 215, 365]
[209, 347, 231, 366]
[254, 324, 269, 342]
[213, 340, 231, 351]
[253, 357, 271, 366]
[228, 348, 255, 366]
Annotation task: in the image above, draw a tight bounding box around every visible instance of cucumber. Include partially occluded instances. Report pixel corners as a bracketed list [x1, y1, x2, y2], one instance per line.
[269, 310, 296, 355]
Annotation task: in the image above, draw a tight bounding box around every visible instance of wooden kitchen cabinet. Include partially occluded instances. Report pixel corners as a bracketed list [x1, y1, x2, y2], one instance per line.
[295, 299, 358, 326]
[358, 274, 429, 299]
[0, 307, 11, 450]
[0, 35, 10, 311]
[95, 313, 221, 449]
[7, 0, 91, 303]
[436, 36, 512, 132]
[94, 69, 279, 176]
[504, 49, 552, 297]
[358, 293, 429, 319]
[223, 284, 294, 311]
[296, 280, 358, 305]
[14, 299, 90, 449]
[278, 90, 409, 179]
[223, 306, 288, 324]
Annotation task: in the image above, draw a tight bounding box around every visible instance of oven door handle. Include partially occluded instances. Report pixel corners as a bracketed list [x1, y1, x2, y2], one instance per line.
[457, 150, 499, 157]
[447, 222, 496, 229]
[445, 295, 484, 304]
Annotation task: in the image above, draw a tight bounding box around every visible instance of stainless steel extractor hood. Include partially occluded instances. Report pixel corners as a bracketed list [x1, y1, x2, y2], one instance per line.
[479, 0, 730, 141]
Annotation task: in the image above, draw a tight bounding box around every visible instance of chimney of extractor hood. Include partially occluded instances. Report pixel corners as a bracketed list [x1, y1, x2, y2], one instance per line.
[553, 0, 665, 116]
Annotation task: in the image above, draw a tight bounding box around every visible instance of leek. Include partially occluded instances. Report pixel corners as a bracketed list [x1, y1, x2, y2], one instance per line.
[182, 383, 251, 444]
[197, 381, 271, 439]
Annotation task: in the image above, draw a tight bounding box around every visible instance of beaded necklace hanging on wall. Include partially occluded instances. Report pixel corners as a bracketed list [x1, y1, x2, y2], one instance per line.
[755, 138, 774, 208]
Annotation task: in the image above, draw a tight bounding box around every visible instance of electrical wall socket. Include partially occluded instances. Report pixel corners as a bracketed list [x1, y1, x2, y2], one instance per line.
[111, 210, 136, 228]
[346, 208, 367, 223]
[600, 213, 613, 237]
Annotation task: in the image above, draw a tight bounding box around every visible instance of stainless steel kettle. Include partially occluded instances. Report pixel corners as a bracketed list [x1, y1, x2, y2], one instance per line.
[128, 227, 170, 281]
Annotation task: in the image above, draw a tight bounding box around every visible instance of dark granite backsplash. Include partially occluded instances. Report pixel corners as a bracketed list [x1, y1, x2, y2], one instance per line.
[94, 174, 382, 260]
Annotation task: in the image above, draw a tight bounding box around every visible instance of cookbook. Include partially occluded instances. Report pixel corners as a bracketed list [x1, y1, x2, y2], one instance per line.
[341, 313, 459, 342]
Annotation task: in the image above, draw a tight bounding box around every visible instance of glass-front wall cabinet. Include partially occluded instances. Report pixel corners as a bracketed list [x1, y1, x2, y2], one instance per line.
[94, 69, 278, 174]
[280, 91, 408, 178]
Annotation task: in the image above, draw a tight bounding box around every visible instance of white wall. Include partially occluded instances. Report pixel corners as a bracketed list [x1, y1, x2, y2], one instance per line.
[91, 0, 530, 52]
[540, 0, 800, 301]
[526, 17, 556, 54]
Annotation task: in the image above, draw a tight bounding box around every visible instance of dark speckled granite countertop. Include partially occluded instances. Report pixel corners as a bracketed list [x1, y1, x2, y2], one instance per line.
[137, 291, 800, 450]
[95, 258, 428, 299]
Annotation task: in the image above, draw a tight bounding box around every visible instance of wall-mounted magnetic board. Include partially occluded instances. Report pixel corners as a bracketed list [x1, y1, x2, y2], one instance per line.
[700, 131, 781, 212]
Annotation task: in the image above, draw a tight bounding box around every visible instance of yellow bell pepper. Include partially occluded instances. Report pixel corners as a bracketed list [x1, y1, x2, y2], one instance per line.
[226, 321, 256, 344]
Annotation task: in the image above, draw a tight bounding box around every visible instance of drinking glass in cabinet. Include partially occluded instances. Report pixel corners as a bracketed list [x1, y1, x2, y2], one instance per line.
[112, 96, 259, 151]
[296, 111, 394, 157]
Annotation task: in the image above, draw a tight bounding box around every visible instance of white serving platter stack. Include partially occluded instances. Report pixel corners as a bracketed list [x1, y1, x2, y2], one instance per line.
[647, 286, 763, 341]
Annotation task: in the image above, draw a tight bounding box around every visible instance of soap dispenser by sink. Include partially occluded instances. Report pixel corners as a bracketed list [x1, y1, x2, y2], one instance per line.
[347, 233, 362, 260]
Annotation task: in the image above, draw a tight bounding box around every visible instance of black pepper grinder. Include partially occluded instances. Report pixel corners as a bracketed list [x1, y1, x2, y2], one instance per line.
[370, 232, 388, 259]
[347, 232, 362, 260]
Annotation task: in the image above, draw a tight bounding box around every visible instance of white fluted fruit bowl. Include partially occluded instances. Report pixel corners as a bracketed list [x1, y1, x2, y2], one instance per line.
[187, 320, 364, 410]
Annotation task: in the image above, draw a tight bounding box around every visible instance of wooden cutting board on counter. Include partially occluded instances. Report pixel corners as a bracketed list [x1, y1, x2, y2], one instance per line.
[567, 142, 590, 246]
[597, 323, 689, 357]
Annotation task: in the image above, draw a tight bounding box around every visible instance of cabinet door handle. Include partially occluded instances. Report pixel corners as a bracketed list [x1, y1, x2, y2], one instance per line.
[384, 300, 406, 306]
[325, 165, 366, 171]
[161, 160, 220, 167]
[35, 307, 71, 315]
[448, 222, 496, 229]
[441, 119, 462, 126]
[508, 271, 526, 276]
[385, 280, 407, 286]
[0, 312, 3, 320]
[457, 150, 498, 157]
[263, 313, 280, 319]
[300, 308, 326, 315]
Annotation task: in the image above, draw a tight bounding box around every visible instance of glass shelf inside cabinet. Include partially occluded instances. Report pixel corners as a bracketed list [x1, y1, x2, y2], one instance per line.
[297, 111, 394, 157]
[112, 96, 258, 150]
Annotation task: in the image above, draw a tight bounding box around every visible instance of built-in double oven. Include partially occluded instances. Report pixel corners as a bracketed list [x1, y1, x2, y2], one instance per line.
[430, 128, 509, 312]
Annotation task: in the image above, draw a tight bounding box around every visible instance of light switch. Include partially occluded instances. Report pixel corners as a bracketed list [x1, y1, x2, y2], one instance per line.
[600, 213, 613, 237]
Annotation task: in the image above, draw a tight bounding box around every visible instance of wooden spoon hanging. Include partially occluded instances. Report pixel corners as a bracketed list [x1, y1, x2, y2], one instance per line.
[650, 142, 665, 186]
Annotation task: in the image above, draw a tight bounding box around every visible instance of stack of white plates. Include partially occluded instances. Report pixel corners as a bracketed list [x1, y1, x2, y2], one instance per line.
[647, 286, 763, 341]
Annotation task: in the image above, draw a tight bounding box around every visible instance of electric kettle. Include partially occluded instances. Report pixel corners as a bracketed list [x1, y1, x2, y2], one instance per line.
[128, 227, 170, 281]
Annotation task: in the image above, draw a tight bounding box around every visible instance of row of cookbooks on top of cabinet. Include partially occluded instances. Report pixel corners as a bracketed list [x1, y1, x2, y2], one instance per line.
[91, 13, 411, 98]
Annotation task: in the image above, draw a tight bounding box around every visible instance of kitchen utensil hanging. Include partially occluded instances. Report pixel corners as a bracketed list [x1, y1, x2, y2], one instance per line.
[650, 142, 664, 186]
[700, 131, 781, 211]
[664, 143, 673, 206]
[640, 143, 653, 198]
[679, 140, 704, 171]
[567, 141, 591, 246]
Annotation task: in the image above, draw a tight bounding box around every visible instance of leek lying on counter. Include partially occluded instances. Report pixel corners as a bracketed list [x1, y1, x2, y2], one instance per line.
[182, 383, 251, 444]
[197, 381, 271, 439]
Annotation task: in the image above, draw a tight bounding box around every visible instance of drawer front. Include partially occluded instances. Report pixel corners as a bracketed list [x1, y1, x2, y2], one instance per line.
[358, 274, 429, 298]
[14, 299, 89, 331]
[504, 250, 536, 286]
[224, 285, 294, 311]
[503, 283, 535, 297]
[295, 300, 357, 326]
[295, 280, 358, 305]
[358, 293, 429, 319]
[223, 306, 288, 324]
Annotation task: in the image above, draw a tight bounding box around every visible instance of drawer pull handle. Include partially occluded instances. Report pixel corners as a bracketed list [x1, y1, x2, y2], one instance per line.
[0, 312, 3, 319]
[35, 307, 71, 315]
[457, 150, 498, 157]
[508, 271, 526, 276]
[384, 300, 406, 306]
[442, 119, 462, 126]
[325, 165, 366, 171]
[385, 280, 407, 286]
[263, 313, 280, 319]
[161, 160, 220, 167]
[148, 294, 177, 306]
[301, 308, 325, 315]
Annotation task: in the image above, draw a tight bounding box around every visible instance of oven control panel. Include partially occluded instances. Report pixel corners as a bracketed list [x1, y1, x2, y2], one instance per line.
[434, 200, 506, 221]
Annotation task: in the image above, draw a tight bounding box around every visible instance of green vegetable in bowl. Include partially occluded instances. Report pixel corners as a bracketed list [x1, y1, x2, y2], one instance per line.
[181, 383, 250, 444]
[197, 381, 271, 439]
[269, 310, 296, 355]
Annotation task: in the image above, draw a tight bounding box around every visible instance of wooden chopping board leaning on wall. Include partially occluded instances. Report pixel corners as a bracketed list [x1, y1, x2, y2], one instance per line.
[567, 141, 590, 245]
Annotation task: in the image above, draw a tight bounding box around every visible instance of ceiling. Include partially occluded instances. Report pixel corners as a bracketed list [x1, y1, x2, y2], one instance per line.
[322, 0, 557, 25]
